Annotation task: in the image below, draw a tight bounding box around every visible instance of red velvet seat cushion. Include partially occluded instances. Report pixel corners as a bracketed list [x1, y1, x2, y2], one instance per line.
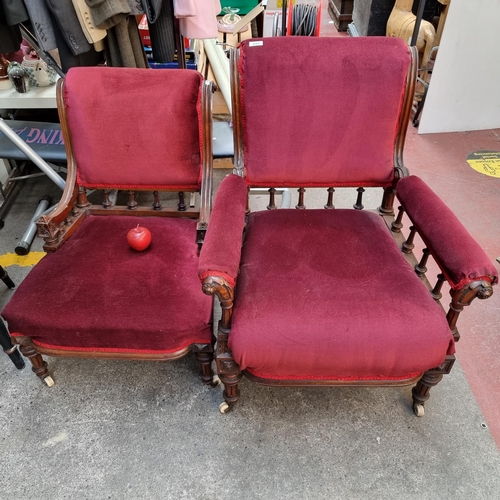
[229, 210, 454, 380]
[2, 215, 212, 353]
[64, 68, 203, 190]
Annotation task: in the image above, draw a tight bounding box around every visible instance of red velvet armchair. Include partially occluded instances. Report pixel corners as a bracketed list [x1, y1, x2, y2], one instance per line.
[1, 67, 218, 387]
[199, 37, 498, 415]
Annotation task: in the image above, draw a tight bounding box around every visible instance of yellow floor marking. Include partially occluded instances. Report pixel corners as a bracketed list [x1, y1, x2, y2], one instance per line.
[467, 151, 500, 178]
[0, 251, 45, 268]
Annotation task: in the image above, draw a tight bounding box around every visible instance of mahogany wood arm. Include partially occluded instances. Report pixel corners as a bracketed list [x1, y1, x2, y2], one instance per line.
[36, 78, 80, 251]
[396, 175, 498, 291]
[199, 174, 247, 389]
[202, 275, 234, 342]
[198, 173, 248, 288]
[376, 45, 418, 217]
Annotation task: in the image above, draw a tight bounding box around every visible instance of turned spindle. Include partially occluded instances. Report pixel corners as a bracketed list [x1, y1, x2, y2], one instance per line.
[76, 187, 90, 209]
[353, 187, 365, 210]
[324, 187, 335, 209]
[127, 191, 138, 210]
[296, 188, 306, 209]
[415, 248, 430, 277]
[267, 188, 277, 210]
[178, 192, 187, 211]
[152, 191, 162, 210]
[431, 273, 445, 301]
[391, 206, 405, 233]
[102, 189, 112, 208]
[402, 226, 416, 254]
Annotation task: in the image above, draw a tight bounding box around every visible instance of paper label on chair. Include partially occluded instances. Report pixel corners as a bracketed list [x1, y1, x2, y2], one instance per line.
[249, 41, 264, 47]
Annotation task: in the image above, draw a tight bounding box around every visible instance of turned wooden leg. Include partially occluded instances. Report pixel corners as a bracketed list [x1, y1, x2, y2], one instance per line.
[192, 343, 218, 387]
[411, 356, 455, 417]
[194, 350, 218, 387]
[412, 371, 444, 417]
[216, 355, 243, 413]
[219, 373, 242, 413]
[16, 338, 54, 387]
[0, 320, 25, 369]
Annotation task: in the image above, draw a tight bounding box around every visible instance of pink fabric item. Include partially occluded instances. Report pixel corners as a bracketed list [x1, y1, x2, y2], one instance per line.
[239, 37, 410, 188]
[178, 0, 221, 39]
[229, 209, 454, 380]
[64, 67, 204, 190]
[198, 174, 247, 287]
[396, 175, 498, 290]
[173, 0, 196, 17]
[2, 215, 212, 351]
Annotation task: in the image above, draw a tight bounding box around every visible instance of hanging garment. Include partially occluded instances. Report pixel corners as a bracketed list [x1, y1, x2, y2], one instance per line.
[23, 0, 58, 52]
[84, 0, 148, 67]
[50, 9, 103, 72]
[46, 0, 94, 56]
[127, 0, 144, 15]
[84, 0, 130, 29]
[142, 0, 176, 63]
[173, 0, 195, 18]
[177, 0, 221, 39]
[104, 16, 148, 67]
[0, 0, 27, 54]
[1, 0, 28, 24]
[0, 21, 22, 55]
[71, 0, 107, 46]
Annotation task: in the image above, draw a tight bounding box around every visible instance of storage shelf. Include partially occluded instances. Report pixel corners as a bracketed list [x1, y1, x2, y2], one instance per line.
[0, 83, 57, 109]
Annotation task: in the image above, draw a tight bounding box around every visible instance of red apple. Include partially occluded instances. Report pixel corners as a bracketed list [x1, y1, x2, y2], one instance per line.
[127, 224, 151, 251]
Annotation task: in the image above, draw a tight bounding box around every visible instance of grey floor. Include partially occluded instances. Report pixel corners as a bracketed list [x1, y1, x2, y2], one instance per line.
[1, 173, 500, 500]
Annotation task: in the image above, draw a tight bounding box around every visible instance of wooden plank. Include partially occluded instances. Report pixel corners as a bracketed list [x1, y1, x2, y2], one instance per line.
[214, 157, 234, 169]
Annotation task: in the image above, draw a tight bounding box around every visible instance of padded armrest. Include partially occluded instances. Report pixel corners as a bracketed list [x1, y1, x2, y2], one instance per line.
[396, 175, 498, 290]
[199, 174, 247, 288]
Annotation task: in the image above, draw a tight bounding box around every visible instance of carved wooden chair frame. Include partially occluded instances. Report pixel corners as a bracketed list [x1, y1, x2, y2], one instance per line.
[10, 77, 217, 388]
[201, 45, 495, 416]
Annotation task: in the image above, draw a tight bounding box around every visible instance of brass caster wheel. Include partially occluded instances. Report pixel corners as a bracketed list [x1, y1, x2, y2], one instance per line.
[210, 374, 221, 388]
[43, 375, 55, 388]
[413, 403, 424, 417]
[219, 402, 231, 414]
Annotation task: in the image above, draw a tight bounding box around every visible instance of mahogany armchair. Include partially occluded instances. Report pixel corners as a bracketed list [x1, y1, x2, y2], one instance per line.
[1, 67, 217, 387]
[199, 37, 498, 415]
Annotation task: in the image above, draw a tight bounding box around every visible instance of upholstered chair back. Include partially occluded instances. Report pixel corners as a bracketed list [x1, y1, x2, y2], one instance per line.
[64, 67, 203, 190]
[238, 37, 411, 187]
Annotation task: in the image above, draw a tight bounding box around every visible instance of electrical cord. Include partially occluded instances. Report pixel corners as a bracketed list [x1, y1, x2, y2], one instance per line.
[290, 3, 318, 36]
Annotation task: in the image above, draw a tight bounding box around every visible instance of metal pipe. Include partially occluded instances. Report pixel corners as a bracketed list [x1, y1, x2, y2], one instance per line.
[273, 11, 280, 37]
[204, 39, 232, 115]
[7, 172, 47, 182]
[0, 119, 66, 190]
[410, 0, 426, 47]
[15, 196, 52, 255]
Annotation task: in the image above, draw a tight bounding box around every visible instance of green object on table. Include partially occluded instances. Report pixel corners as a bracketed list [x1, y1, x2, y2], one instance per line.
[219, 0, 258, 16]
